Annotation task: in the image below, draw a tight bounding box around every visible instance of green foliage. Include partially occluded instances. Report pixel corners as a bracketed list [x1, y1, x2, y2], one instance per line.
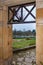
[13, 29, 36, 39]
[12, 38, 36, 49]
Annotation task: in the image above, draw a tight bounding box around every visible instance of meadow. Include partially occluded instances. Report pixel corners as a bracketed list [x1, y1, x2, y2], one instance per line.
[12, 37, 36, 49]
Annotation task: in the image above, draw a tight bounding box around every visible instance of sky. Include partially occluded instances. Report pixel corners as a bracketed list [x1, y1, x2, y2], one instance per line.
[12, 5, 36, 31]
[12, 23, 36, 31]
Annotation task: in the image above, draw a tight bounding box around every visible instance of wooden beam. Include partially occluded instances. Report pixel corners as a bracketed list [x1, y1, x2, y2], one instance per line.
[21, 7, 23, 20]
[9, 1, 36, 8]
[8, 2, 36, 24]
[1, 0, 35, 6]
[8, 21, 36, 24]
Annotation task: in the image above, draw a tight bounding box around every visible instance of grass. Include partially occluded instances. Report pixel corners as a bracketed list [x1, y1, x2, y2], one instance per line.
[12, 37, 36, 49]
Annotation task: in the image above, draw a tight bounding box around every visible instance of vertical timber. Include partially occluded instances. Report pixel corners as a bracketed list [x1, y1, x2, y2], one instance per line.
[0, 6, 3, 65]
[0, 6, 12, 65]
[36, 0, 43, 65]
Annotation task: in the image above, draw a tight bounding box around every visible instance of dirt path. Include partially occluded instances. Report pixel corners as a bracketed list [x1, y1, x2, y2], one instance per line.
[12, 48, 36, 65]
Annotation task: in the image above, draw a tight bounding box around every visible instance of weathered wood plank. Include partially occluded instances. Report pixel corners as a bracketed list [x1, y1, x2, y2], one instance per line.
[36, 8, 43, 65]
[1, 0, 35, 6]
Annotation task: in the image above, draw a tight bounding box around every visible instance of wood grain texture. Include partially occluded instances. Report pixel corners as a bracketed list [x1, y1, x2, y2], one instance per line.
[1, 0, 35, 6]
[36, 9, 43, 65]
[0, 6, 12, 62]
[36, 8, 43, 23]
[2, 6, 12, 59]
[36, 0, 43, 9]
[0, 8, 3, 59]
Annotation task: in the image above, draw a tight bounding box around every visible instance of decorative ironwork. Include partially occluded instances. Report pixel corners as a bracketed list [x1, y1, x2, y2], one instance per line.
[8, 2, 36, 24]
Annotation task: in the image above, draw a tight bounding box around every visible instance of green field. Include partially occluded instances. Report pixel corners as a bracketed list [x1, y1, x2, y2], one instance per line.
[12, 38, 36, 49]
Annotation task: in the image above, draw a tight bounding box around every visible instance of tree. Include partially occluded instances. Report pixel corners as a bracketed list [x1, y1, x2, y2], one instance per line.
[32, 29, 36, 36]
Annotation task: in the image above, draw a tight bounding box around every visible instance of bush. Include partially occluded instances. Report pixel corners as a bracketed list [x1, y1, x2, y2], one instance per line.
[26, 38, 31, 40]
